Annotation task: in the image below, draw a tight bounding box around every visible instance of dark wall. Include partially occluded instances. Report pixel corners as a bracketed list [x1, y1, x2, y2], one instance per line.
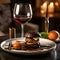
[10, 0, 36, 8]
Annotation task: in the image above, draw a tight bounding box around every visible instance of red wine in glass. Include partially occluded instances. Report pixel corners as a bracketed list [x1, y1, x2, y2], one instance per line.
[14, 16, 32, 24]
[13, 3, 33, 37]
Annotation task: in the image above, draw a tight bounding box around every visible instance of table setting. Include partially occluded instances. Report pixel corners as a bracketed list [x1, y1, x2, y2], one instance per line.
[0, 30, 60, 60]
[0, 2, 60, 60]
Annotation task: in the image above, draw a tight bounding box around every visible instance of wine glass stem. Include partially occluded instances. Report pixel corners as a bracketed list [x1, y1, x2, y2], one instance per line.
[21, 24, 24, 37]
[45, 17, 49, 33]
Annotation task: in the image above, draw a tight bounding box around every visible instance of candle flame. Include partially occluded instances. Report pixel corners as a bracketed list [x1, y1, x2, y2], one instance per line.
[43, 2, 47, 7]
[55, 2, 59, 6]
[41, 1, 48, 14]
[49, 2, 54, 7]
[48, 2, 54, 13]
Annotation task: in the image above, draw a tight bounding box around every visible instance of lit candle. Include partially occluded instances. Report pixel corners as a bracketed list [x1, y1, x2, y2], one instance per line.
[55, 2, 59, 12]
[48, 2, 54, 13]
[55, 2, 59, 7]
[41, 2, 47, 13]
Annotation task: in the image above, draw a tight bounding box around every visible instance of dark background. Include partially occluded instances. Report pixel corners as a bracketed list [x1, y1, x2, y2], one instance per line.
[10, 0, 60, 33]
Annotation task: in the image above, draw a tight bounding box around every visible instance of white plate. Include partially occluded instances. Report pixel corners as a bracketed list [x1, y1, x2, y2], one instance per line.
[0, 38, 56, 55]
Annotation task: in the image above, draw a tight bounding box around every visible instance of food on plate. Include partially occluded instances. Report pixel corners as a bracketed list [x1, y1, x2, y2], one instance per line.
[48, 30, 59, 41]
[40, 32, 48, 39]
[12, 41, 22, 50]
[25, 31, 40, 48]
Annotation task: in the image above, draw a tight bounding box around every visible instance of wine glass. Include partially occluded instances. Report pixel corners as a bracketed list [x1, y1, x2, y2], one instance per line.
[13, 3, 33, 37]
[45, 1, 49, 33]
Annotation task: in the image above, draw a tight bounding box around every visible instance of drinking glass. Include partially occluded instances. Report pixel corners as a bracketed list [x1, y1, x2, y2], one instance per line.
[45, 1, 49, 33]
[13, 3, 33, 37]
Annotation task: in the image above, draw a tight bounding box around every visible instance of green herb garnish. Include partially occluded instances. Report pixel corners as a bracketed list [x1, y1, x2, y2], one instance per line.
[40, 32, 48, 39]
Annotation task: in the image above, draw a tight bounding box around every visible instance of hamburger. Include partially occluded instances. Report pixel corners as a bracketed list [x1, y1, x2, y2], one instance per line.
[25, 31, 40, 49]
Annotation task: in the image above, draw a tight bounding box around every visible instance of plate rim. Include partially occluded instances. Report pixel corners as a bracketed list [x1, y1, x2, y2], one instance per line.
[0, 37, 56, 55]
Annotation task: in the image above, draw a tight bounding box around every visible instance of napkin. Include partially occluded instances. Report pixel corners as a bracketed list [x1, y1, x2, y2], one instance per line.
[0, 31, 5, 36]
